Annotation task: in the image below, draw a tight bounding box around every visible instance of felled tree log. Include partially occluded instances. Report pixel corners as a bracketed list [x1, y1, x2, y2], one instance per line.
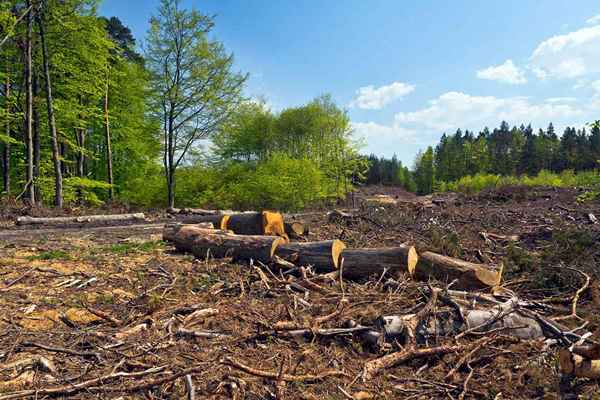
[16, 213, 145, 226]
[167, 207, 223, 216]
[276, 240, 346, 272]
[340, 246, 418, 280]
[284, 221, 308, 239]
[177, 214, 230, 230]
[413, 251, 502, 289]
[227, 211, 285, 237]
[559, 349, 600, 378]
[162, 223, 232, 242]
[163, 224, 285, 264]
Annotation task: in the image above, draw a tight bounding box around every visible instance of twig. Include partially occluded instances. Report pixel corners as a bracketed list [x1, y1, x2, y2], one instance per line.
[224, 357, 346, 382]
[184, 374, 195, 400]
[553, 267, 590, 322]
[457, 364, 474, 400]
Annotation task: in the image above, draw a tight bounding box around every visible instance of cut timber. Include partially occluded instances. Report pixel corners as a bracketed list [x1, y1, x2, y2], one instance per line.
[559, 349, 600, 378]
[162, 223, 233, 242]
[177, 214, 230, 230]
[413, 251, 502, 290]
[276, 240, 346, 272]
[284, 221, 308, 239]
[163, 224, 285, 264]
[340, 246, 418, 280]
[16, 213, 145, 226]
[227, 211, 285, 237]
[167, 207, 222, 216]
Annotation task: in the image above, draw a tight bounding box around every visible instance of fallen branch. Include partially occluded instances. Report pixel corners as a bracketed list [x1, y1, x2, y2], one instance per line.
[224, 357, 346, 382]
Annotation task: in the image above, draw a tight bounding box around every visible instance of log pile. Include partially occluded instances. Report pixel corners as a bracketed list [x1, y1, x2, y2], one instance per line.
[163, 210, 504, 288]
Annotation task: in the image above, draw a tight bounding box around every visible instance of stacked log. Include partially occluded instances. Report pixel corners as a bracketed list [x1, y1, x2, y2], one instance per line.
[175, 211, 285, 238]
[163, 224, 284, 264]
[413, 251, 503, 290]
[284, 221, 308, 239]
[340, 246, 418, 280]
[276, 240, 346, 272]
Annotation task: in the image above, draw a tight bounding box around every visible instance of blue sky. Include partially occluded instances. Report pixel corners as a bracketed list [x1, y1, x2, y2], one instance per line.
[100, 0, 600, 165]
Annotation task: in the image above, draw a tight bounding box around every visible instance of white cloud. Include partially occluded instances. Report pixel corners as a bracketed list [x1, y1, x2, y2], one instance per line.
[545, 97, 578, 103]
[476, 59, 527, 84]
[591, 80, 600, 94]
[586, 15, 600, 25]
[530, 25, 600, 79]
[350, 81, 415, 110]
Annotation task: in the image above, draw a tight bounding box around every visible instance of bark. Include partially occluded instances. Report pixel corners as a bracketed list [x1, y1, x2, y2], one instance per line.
[276, 240, 346, 272]
[413, 251, 503, 290]
[37, 11, 63, 207]
[559, 349, 600, 378]
[16, 213, 146, 226]
[104, 66, 114, 200]
[162, 223, 232, 240]
[340, 246, 418, 280]
[177, 214, 230, 230]
[227, 211, 285, 237]
[167, 208, 223, 215]
[24, 0, 35, 204]
[163, 224, 285, 264]
[2, 71, 10, 194]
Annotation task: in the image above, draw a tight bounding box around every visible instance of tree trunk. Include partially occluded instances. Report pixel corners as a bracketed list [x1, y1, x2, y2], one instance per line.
[17, 213, 146, 226]
[163, 224, 285, 264]
[104, 66, 114, 200]
[2, 71, 10, 194]
[227, 211, 285, 236]
[413, 251, 503, 290]
[37, 12, 63, 207]
[177, 214, 230, 230]
[32, 68, 41, 204]
[341, 246, 418, 280]
[276, 240, 346, 272]
[24, 0, 35, 204]
[559, 349, 600, 378]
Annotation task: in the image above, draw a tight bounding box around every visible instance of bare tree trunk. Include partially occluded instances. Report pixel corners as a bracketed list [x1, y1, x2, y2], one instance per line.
[33, 68, 41, 204]
[37, 10, 63, 207]
[104, 66, 114, 200]
[166, 105, 175, 209]
[2, 71, 10, 194]
[24, 0, 35, 204]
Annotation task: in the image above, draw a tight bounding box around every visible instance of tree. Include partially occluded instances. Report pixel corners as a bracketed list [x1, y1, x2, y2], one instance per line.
[414, 146, 435, 195]
[146, 0, 247, 208]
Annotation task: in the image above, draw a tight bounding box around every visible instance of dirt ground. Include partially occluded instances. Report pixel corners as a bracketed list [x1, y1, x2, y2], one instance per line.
[0, 186, 599, 399]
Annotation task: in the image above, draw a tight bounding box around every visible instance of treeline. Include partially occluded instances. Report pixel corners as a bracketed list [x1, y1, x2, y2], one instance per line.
[365, 154, 415, 191]
[412, 121, 600, 194]
[0, 0, 364, 210]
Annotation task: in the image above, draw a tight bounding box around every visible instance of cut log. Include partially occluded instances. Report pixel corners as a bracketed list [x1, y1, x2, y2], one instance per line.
[327, 209, 355, 223]
[226, 211, 285, 237]
[276, 240, 346, 272]
[16, 213, 145, 226]
[162, 223, 233, 242]
[177, 214, 230, 230]
[559, 349, 600, 378]
[413, 251, 502, 290]
[284, 221, 308, 238]
[167, 207, 222, 216]
[340, 246, 418, 280]
[163, 224, 285, 264]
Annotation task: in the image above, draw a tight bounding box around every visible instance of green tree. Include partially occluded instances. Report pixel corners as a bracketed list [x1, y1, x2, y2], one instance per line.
[146, 0, 247, 208]
[414, 146, 435, 195]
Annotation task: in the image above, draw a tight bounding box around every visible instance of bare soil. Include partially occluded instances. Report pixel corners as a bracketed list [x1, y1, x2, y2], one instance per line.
[0, 187, 599, 399]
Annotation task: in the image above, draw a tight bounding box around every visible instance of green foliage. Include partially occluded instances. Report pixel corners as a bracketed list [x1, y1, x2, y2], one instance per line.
[27, 249, 72, 261]
[443, 169, 600, 195]
[413, 147, 435, 195]
[172, 154, 331, 211]
[103, 240, 164, 255]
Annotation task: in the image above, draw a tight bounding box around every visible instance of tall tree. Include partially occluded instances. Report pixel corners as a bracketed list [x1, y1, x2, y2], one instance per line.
[36, 2, 62, 206]
[24, 0, 34, 203]
[146, 0, 246, 208]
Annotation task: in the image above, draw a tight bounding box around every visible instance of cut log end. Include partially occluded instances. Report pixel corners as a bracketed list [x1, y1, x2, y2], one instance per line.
[262, 211, 285, 236]
[284, 221, 307, 238]
[407, 246, 418, 276]
[332, 239, 346, 269]
[220, 214, 231, 230]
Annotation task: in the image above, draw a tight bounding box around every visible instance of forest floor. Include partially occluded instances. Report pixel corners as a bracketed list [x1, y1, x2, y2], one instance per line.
[0, 186, 599, 399]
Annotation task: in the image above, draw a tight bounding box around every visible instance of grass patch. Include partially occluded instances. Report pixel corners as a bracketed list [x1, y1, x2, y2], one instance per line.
[27, 250, 72, 261]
